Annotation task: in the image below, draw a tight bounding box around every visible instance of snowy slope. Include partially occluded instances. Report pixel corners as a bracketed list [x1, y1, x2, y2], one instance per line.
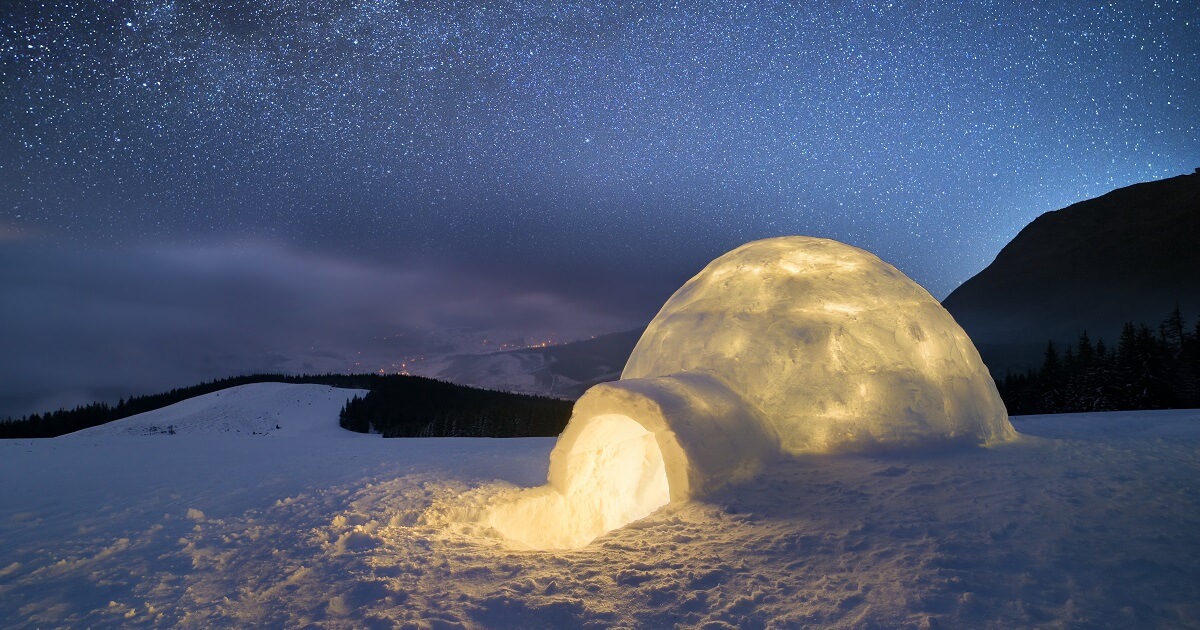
[428, 350, 568, 397]
[67, 383, 371, 439]
[2, 409, 1199, 627]
[418, 329, 644, 400]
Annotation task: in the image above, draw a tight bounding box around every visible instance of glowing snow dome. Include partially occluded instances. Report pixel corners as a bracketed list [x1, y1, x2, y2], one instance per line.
[486, 236, 1015, 549]
[624, 236, 1015, 454]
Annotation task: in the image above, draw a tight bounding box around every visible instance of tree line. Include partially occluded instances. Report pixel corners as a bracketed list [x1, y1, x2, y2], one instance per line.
[0, 373, 571, 439]
[997, 305, 1200, 415]
[338, 377, 571, 437]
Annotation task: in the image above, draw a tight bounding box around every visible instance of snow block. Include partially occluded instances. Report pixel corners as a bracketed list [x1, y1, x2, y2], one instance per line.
[548, 372, 779, 502]
[488, 236, 1015, 548]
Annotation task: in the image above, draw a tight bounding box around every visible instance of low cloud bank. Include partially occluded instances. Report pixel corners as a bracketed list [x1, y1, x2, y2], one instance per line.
[0, 242, 639, 419]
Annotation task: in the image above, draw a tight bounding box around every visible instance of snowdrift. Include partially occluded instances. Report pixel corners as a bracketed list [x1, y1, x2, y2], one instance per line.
[488, 236, 1015, 548]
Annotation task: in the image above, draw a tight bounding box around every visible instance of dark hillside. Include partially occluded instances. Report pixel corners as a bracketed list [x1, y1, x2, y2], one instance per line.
[944, 170, 1200, 373]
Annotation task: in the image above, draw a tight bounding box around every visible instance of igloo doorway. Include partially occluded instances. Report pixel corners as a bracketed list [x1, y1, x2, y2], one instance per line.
[486, 413, 670, 549]
[485, 372, 778, 550]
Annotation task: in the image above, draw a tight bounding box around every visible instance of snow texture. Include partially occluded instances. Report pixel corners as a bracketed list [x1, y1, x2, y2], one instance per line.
[488, 237, 1016, 548]
[1, 389, 1198, 628]
[69, 383, 371, 439]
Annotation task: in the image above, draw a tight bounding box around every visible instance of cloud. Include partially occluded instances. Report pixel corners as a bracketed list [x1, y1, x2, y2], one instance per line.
[0, 242, 643, 419]
[0, 221, 41, 242]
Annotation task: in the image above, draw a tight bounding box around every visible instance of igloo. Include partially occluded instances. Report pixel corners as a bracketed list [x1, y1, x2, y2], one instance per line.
[486, 236, 1015, 549]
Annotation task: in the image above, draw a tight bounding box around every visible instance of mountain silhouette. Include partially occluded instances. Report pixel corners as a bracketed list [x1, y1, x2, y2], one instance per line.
[943, 169, 1200, 373]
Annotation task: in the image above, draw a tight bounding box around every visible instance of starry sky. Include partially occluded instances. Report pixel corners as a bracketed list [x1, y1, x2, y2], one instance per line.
[1, 0, 1197, 417]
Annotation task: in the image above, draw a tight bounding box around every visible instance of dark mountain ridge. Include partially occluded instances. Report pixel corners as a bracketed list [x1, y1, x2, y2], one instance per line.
[943, 170, 1200, 373]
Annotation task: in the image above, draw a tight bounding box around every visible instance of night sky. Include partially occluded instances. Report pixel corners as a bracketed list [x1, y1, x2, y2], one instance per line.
[1, 0, 1197, 417]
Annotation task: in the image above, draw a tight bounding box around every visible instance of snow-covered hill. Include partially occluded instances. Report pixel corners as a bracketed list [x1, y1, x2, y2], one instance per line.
[417, 329, 643, 399]
[2, 408, 1199, 627]
[67, 382, 371, 439]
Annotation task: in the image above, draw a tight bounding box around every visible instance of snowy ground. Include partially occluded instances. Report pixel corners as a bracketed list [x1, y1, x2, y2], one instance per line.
[2, 384, 1199, 628]
[68, 383, 373, 439]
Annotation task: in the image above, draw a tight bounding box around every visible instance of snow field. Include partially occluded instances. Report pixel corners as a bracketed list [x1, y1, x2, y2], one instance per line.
[1, 386, 1198, 628]
[68, 382, 372, 438]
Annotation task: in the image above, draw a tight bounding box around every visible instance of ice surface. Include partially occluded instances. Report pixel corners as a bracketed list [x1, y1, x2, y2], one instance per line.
[488, 237, 1016, 548]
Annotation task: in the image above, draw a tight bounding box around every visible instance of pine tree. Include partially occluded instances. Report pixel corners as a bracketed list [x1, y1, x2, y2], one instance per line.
[1161, 302, 1186, 356]
[1090, 338, 1115, 411]
[1039, 340, 1063, 413]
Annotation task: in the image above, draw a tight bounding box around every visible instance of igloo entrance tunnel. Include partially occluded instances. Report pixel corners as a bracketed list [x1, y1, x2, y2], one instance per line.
[485, 236, 1016, 549]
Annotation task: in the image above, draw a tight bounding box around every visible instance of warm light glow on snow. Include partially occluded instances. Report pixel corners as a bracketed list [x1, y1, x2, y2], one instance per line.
[486, 414, 670, 549]
[486, 236, 1015, 549]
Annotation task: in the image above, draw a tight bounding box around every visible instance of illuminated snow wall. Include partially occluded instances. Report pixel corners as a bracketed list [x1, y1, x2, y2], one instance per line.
[487, 236, 1016, 549]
